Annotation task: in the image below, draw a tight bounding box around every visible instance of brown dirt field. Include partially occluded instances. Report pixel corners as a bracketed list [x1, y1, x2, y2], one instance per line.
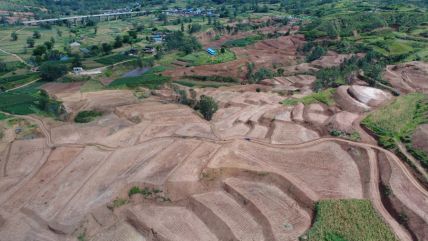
[310, 51, 353, 68]
[208, 140, 364, 199]
[378, 152, 428, 241]
[196, 18, 293, 48]
[58, 90, 139, 118]
[128, 205, 218, 241]
[163, 35, 305, 81]
[412, 124, 428, 154]
[0, 77, 427, 241]
[224, 178, 311, 241]
[384, 61, 428, 94]
[41, 82, 84, 98]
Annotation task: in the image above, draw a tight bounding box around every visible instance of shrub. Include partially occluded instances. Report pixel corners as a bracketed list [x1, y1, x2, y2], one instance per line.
[128, 186, 142, 197]
[74, 110, 102, 123]
[198, 95, 218, 121]
[306, 45, 326, 62]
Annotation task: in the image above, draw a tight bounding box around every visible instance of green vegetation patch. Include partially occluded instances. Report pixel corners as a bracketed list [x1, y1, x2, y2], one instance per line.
[222, 35, 264, 48]
[0, 92, 39, 115]
[74, 110, 103, 123]
[94, 54, 134, 65]
[302, 199, 398, 241]
[178, 49, 236, 66]
[109, 73, 170, 89]
[175, 79, 235, 88]
[128, 186, 169, 201]
[362, 93, 428, 167]
[363, 93, 428, 139]
[0, 112, 10, 120]
[187, 75, 238, 83]
[282, 88, 336, 106]
[0, 73, 39, 91]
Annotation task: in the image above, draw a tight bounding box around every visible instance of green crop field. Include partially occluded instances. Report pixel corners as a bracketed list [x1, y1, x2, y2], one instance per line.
[362, 93, 428, 168]
[0, 72, 39, 90]
[178, 49, 236, 66]
[282, 88, 336, 106]
[363, 93, 428, 145]
[303, 199, 398, 241]
[175, 79, 235, 88]
[109, 73, 170, 89]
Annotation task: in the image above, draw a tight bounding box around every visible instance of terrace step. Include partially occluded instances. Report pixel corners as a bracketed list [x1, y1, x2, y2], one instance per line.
[223, 178, 311, 241]
[127, 205, 218, 241]
[190, 191, 265, 241]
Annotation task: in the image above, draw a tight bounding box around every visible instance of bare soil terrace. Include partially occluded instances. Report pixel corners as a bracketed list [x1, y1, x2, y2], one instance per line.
[0, 80, 426, 241]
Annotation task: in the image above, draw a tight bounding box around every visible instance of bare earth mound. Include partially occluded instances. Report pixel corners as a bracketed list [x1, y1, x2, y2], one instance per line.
[384, 61, 428, 94]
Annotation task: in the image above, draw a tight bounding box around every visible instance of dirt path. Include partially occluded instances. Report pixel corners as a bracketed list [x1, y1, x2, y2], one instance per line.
[3, 78, 40, 93]
[366, 148, 413, 241]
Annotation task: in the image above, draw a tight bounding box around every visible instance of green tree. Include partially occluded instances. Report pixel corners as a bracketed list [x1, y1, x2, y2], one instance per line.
[27, 37, 35, 48]
[33, 30, 41, 39]
[114, 35, 123, 48]
[11, 32, 17, 41]
[44, 41, 53, 50]
[72, 55, 83, 68]
[33, 45, 47, 56]
[188, 23, 202, 34]
[40, 62, 68, 82]
[0, 61, 7, 72]
[306, 46, 326, 62]
[128, 30, 138, 39]
[198, 95, 218, 121]
[101, 43, 112, 54]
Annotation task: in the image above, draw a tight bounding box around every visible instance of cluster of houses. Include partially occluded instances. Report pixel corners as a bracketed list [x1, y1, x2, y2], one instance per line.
[164, 7, 217, 17]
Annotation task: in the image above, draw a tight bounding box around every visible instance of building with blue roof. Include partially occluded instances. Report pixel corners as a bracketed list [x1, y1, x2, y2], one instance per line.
[207, 48, 217, 56]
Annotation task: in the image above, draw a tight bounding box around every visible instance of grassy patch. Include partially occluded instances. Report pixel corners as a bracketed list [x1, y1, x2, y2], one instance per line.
[178, 49, 236, 66]
[109, 73, 170, 89]
[128, 186, 168, 201]
[330, 129, 361, 142]
[282, 88, 336, 106]
[0, 92, 39, 114]
[175, 79, 235, 88]
[362, 93, 428, 168]
[222, 35, 264, 48]
[0, 112, 10, 120]
[80, 79, 105, 92]
[302, 199, 398, 241]
[187, 75, 238, 83]
[362, 93, 428, 147]
[74, 110, 102, 123]
[94, 54, 134, 65]
[0, 73, 39, 91]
